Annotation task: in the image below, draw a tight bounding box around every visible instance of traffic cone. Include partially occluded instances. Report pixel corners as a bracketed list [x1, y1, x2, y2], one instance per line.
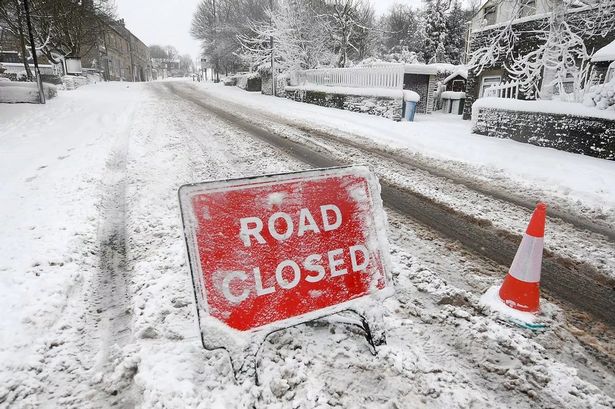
[498, 202, 546, 313]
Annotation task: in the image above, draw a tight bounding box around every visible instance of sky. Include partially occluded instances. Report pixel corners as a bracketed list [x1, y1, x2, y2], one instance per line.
[114, 0, 428, 61]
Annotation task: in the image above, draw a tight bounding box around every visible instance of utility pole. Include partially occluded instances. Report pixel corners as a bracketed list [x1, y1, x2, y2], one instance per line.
[22, 0, 45, 104]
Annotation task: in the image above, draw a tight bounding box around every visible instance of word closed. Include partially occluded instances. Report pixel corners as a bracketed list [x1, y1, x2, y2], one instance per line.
[179, 167, 390, 332]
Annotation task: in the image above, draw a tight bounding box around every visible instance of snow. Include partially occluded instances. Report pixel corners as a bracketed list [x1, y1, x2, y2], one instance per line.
[441, 91, 466, 99]
[592, 39, 615, 62]
[442, 69, 468, 84]
[286, 84, 404, 99]
[0, 82, 146, 406]
[479, 286, 538, 324]
[2, 79, 614, 408]
[472, 96, 615, 120]
[404, 62, 459, 75]
[201, 84, 615, 213]
[403, 90, 420, 102]
[0, 81, 57, 103]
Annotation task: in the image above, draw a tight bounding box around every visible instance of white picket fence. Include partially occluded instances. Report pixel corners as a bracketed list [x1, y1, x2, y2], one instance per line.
[484, 80, 519, 98]
[293, 64, 405, 89]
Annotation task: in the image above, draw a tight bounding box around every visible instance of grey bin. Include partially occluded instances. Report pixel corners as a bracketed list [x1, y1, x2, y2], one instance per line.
[404, 100, 417, 122]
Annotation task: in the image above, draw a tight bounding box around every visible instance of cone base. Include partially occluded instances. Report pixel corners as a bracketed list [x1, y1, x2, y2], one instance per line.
[499, 274, 540, 313]
[480, 286, 538, 325]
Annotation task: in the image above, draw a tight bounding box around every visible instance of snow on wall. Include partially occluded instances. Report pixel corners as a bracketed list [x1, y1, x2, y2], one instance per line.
[285, 88, 403, 121]
[472, 105, 615, 160]
[473, 97, 615, 120]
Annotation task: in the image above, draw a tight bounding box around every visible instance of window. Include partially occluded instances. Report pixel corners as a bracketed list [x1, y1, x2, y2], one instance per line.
[452, 79, 465, 92]
[519, 0, 536, 18]
[480, 75, 501, 97]
[484, 5, 497, 25]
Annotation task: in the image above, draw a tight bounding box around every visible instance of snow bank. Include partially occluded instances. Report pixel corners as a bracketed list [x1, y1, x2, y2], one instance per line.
[286, 84, 403, 99]
[441, 91, 466, 99]
[472, 97, 615, 121]
[202, 84, 615, 212]
[0, 81, 57, 103]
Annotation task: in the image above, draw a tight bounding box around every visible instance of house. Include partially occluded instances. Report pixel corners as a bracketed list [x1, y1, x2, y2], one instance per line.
[463, 0, 615, 119]
[590, 40, 615, 84]
[81, 19, 152, 82]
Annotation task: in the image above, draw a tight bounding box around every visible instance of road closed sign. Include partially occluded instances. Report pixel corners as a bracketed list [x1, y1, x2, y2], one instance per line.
[179, 166, 392, 334]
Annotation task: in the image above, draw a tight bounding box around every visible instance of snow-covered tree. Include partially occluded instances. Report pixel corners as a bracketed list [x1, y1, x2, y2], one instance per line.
[191, 0, 267, 78]
[469, 0, 615, 101]
[380, 4, 423, 59]
[320, 0, 375, 67]
[238, 0, 331, 72]
[0, 0, 115, 72]
[422, 0, 449, 63]
[444, 0, 466, 64]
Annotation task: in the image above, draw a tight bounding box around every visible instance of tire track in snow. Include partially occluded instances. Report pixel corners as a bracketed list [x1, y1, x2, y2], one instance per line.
[162, 82, 615, 330]
[146, 82, 615, 408]
[88, 121, 138, 407]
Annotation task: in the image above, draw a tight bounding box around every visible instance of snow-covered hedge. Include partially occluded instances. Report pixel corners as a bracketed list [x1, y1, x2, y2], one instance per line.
[473, 102, 615, 160]
[0, 81, 57, 103]
[583, 80, 615, 111]
[285, 87, 404, 121]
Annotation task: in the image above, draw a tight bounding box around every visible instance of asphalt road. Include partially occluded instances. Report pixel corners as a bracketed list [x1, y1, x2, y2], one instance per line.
[161, 81, 615, 329]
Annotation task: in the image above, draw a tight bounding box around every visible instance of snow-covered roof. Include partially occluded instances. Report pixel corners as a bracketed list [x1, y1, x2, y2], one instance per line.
[442, 69, 468, 84]
[592, 40, 615, 63]
[403, 63, 458, 75]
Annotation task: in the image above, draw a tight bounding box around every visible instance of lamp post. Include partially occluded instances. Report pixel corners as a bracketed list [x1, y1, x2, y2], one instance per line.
[22, 0, 45, 104]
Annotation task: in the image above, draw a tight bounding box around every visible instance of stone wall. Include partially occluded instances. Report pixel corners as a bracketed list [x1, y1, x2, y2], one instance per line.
[464, 6, 615, 119]
[285, 89, 403, 121]
[473, 107, 615, 160]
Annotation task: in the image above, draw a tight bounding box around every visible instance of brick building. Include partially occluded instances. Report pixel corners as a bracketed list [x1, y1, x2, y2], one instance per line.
[463, 0, 615, 119]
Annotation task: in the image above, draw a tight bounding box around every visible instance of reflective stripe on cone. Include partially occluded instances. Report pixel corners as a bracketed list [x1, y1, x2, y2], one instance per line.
[498, 203, 546, 314]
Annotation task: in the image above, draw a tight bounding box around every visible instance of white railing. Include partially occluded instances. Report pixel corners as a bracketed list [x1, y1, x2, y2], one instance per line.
[293, 64, 405, 89]
[484, 80, 519, 98]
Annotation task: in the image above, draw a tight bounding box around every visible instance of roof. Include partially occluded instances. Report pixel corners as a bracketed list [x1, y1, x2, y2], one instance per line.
[592, 39, 615, 63]
[443, 69, 468, 84]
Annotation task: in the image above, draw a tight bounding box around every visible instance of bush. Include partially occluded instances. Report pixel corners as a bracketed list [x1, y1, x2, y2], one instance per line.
[583, 79, 615, 111]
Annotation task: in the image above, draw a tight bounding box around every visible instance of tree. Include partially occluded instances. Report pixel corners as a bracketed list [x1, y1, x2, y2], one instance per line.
[422, 0, 449, 63]
[191, 0, 267, 78]
[27, 0, 115, 64]
[469, 0, 615, 101]
[320, 0, 375, 67]
[148, 44, 167, 60]
[380, 4, 423, 59]
[179, 54, 194, 73]
[239, 0, 331, 72]
[0, 0, 33, 79]
[444, 0, 466, 64]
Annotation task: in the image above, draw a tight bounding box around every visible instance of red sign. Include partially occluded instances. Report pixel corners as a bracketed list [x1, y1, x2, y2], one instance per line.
[179, 166, 391, 332]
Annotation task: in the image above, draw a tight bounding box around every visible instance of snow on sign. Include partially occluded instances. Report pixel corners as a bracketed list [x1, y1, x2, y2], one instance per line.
[179, 166, 392, 380]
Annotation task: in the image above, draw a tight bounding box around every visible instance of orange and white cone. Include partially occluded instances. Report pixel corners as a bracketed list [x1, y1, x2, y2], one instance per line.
[480, 203, 547, 324]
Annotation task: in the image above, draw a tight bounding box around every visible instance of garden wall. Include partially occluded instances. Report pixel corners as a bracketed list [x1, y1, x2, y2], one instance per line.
[285, 87, 403, 121]
[472, 102, 615, 160]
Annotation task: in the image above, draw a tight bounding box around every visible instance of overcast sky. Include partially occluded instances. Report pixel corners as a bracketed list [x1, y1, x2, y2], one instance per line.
[115, 0, 429, 61]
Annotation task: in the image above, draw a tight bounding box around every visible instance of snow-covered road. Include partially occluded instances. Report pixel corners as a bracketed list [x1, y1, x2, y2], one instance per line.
[1, 81, 614, 408]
